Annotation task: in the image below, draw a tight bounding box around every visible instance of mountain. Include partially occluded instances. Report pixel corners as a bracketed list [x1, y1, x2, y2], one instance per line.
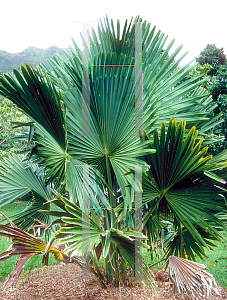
[0, 46, 72, 74]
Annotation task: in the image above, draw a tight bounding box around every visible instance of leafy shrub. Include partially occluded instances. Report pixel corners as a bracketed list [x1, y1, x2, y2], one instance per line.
[0, 96, 29, 159]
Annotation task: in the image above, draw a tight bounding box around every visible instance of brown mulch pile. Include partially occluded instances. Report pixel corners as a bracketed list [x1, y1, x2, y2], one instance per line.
[0, 264, 226, 300]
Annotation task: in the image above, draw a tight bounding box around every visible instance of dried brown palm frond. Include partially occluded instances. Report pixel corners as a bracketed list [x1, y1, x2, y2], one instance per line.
[168, 255, 220, 299]
[0, 213, 70, 289]
[30, 218, 49, 236]
[0, 213, 105, 289]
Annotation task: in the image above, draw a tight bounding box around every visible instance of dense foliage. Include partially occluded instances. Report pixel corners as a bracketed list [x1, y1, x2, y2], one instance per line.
[196, 44, 227, 75]
[0, 96, 30, 159]
[197, 45, 227, 154]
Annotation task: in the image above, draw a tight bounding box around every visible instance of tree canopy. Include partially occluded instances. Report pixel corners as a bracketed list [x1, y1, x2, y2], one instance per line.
[196, 44, 226, 75]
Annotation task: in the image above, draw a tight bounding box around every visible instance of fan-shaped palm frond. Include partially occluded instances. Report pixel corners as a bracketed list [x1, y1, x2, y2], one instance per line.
[46, 16, 218, 135]
[142, 119, 227, 259]
[168, 256, 220, 299]
[0, 65, 67, 184]
[0, 154, 109, 232]
[0, 154, 53, 231]
[0, 154, 50, 205]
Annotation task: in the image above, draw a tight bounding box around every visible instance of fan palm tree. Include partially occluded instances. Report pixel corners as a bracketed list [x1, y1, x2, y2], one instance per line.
[0, 16, 226, 295]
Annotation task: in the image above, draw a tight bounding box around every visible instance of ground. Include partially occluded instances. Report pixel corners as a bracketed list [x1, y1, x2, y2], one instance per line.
[0, 264, 226, 300]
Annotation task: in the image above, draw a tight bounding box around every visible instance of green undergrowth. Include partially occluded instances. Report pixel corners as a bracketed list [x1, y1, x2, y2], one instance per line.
[195, 235, 227, 289]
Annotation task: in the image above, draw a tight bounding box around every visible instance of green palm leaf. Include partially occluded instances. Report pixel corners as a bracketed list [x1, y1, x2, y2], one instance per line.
[0, 154, 50, 205]
[0, 65, 66, 148]
[0, 65, 67, 183]
[0, 154, 54, 231]
[142, 119, 227, 259]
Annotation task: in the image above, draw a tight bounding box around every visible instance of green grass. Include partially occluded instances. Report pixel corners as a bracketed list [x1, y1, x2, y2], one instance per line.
[0, 202, 59, 281]
[195, 235, 227, 288]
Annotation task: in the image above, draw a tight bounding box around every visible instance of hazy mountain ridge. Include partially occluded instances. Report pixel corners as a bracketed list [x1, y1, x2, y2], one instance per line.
[0, 46, 71, 73]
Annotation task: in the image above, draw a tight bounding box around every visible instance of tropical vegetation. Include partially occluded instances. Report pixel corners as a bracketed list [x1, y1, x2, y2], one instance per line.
[0, 16, 227, 298]
[196, 44, 227, 154]
[0, 95, 30, 159]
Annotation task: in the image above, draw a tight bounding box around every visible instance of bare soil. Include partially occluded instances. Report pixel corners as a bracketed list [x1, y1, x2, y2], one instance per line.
[0, 264, 226, 299]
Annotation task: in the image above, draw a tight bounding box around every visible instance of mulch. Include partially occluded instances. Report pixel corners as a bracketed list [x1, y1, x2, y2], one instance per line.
[0, 264, 226, 299]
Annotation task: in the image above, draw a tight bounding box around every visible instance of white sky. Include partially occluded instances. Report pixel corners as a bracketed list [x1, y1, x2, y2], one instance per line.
[1, 0, 226, 65]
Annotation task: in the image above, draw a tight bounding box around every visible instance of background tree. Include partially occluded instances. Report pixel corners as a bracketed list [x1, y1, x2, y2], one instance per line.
[196, 44, 226, 75]
[0, 95, 30, 159]
[197, 44, 227, 154]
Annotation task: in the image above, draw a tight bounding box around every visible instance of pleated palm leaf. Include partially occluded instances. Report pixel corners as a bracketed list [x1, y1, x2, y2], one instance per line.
[0, 153, 110, 234]
[168, 256, 220, 299]
[0, 154, 54, 235]
[0, 66, 67, 184]
[142, 118, 227, 260]
[45, 16, 221, 138]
